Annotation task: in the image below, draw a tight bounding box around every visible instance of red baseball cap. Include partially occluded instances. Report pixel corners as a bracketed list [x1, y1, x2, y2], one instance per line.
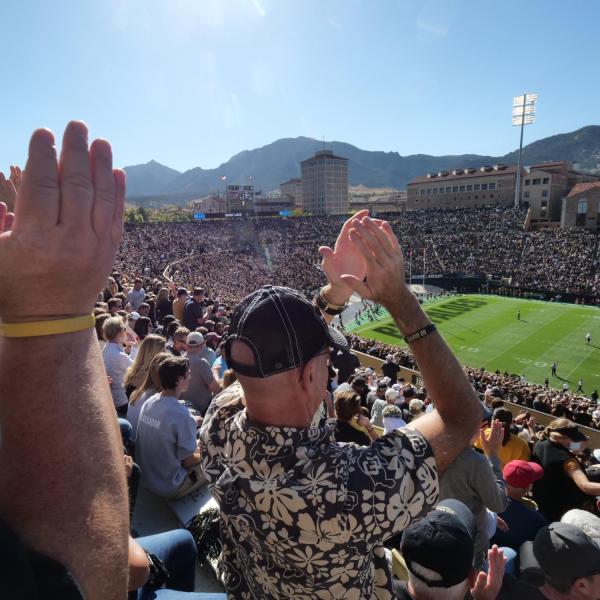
[503, 460, 544, 488]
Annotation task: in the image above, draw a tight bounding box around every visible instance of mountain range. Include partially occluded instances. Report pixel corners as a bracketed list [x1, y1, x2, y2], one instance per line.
[124, 125, 600, 202]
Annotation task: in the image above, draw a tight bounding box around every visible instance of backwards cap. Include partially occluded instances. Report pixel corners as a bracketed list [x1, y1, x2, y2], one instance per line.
[225, 286, 348, 378]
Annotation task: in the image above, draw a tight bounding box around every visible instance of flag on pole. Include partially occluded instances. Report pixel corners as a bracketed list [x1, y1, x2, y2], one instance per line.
[220, 175, 227, 181]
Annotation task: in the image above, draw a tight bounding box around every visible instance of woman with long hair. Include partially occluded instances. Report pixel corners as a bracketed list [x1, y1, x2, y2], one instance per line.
[102, 276, 119, 303]
[532, 417, 600, 521]
[334, 391, 380, 446]
[95, 312, 110, 350]
[127, 352, 168, 441]
[133, 316, 152, 341]
[124, 334, 166, 399]
[155, 287, 174, 323]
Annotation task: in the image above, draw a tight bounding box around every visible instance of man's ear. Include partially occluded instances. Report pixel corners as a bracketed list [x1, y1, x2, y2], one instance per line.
[299, 359, 316, 391]
[573, 576, 591, 596]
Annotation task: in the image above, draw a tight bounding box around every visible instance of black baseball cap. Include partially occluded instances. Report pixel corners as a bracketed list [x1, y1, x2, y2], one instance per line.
[549, 424, 589, 442]
[225, 286, 348, 378]
[401, 499, 476, 588]
[533, 523, 600, 586]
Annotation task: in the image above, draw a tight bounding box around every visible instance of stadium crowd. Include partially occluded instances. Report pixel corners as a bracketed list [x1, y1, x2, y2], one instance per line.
[111, 207, 600, 305]
[2, 125, 600, 600]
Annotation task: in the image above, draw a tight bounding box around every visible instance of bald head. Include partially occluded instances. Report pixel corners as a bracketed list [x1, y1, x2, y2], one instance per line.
[232, 340, 330, 428]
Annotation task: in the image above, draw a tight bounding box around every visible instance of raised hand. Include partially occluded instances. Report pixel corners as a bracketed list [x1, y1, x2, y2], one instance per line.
[480, 419, 504, 457]
[9, 165, 23, 191]
[0, 121, 125, 322]
[318, 209, 369, 301]
[0, 172, 17, 212]
[471, 545, 507, 600]
[338, 216, 408, 308]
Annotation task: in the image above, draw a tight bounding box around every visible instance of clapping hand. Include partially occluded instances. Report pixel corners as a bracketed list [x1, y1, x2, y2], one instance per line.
[338, 216, 408, 308]
[318, 209, 369, 301]
[0, 122, 125, 322]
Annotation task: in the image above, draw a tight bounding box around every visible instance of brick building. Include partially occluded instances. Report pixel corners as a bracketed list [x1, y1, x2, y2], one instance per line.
[406, 164, 516, 210]
[561, 182, 600, 231]
[407, 161, 599, 225]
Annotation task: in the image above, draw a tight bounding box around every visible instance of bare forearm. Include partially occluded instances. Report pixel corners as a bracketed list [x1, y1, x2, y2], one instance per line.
[182, 448, 202, 467]
[0, 330, 129, 599]
[387, 289, 480, 426]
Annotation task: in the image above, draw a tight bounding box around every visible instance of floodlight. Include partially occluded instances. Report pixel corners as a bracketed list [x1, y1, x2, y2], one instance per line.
[511, 104, 536, 116]
[512, 92, 538, 208]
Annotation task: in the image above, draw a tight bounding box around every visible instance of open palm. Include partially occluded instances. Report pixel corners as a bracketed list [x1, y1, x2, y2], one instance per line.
[319, 210, 369, 296]
[0, 122, 125, 322]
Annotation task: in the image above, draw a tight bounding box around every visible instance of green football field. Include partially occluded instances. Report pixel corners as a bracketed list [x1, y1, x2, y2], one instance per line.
[348, 294, 600, 392]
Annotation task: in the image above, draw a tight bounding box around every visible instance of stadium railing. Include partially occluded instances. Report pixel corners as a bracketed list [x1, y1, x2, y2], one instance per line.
[352, 350, 600, 448]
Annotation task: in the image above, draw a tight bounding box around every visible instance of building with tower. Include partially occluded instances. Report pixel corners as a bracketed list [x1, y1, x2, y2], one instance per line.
[300, 150, 349, 215]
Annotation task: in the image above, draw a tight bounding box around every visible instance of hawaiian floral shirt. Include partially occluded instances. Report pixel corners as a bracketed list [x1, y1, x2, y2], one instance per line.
[199, 382, 439, 599]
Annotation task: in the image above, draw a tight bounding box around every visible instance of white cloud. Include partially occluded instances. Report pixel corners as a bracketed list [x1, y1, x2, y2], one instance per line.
[250, 0, 266, 18]
[416, 0, 454, 41]
[416, 19, 448, 37]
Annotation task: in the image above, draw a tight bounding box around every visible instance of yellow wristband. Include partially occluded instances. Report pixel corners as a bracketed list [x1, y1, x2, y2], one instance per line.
[0, 314, 96, 338]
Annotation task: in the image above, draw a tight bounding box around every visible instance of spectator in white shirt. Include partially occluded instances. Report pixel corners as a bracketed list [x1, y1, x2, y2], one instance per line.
[127, 278, 146, 312]
[371, 386, 400, 428]
[102, 316, 133, 417]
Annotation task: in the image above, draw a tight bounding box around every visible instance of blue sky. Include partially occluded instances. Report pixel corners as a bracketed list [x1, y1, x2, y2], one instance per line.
[1, 0, 599, 173]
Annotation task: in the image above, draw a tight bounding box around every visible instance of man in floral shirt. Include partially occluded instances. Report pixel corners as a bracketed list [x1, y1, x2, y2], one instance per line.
[200, 212, 482, 599]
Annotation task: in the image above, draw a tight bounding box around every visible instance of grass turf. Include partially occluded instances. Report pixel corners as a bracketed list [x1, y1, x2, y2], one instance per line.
[348, 294, 600, 393]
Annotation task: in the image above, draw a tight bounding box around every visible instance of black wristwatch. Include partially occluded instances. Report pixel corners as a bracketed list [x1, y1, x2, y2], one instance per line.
[314, 287, 348, 316]
[144, 551, 170, 591]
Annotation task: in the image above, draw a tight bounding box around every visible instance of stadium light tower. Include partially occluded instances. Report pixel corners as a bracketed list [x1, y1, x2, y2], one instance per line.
[512, 93, 537, 208]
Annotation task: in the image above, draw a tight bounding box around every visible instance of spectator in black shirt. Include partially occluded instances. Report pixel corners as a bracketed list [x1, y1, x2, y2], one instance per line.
[155, 287, 173, 322]
[182, 287, 205, 331]
[382, 353, 401, 384]
[334, 391, 380, 445]
[532, 419, 600, 522]
[332, 348, 360, 384]
[351, 375, 370, 409]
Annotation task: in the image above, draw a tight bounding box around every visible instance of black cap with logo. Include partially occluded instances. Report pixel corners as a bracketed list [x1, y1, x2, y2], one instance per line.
[401, 499, 477, 588]
[225, 286, 348, 378]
